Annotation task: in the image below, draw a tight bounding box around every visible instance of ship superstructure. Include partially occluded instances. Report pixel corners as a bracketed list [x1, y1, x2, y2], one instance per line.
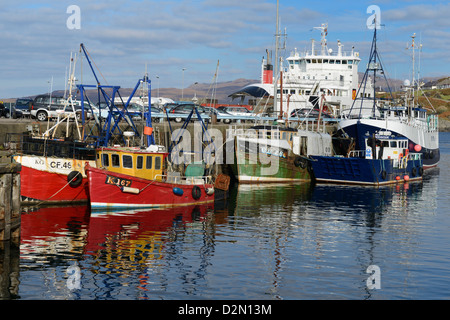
[230, 24, 370, 117]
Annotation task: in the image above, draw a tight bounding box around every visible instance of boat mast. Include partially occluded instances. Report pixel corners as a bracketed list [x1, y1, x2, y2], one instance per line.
[273, 0, 279, 117]
[348, 15, 394, 118]
[406, 33, 422, 110]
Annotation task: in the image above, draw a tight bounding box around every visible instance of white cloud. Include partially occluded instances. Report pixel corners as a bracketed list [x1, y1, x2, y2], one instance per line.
[0, 0, 449, 98]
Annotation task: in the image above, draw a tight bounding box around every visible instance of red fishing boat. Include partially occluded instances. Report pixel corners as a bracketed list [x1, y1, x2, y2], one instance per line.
[11, 44, 153, 204]
[13, 136, 95, 203]
[86, 145, 217, 211]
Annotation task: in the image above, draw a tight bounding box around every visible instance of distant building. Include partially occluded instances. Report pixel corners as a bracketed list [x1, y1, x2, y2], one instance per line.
[423, 77, 450, 90]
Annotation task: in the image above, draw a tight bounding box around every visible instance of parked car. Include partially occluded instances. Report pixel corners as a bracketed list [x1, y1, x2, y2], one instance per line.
[0, 102, 9, 117]
[203, 106, 232, 124]
[127, 104, 164, 120]
[216, 106, 253, 117]
[162, 103, 179, 112]
[0, 102, 23, 118]
[15, 98, 33, 117]
[30, 94, 67, 121]
[290, 108, 332, 118]
[30, 95, 93, 121]
[8, 106, 23, 119]
[168, 104, 209, 123]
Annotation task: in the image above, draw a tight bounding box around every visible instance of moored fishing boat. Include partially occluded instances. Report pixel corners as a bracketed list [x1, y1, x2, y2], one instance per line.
[13, 136, 95, 202]
[86, 143, 217, 210]
[228, 123, 332, 183]
[309, 132, 423, 185]
[338, 27, 439, 169]
[10, 44, 153, 204]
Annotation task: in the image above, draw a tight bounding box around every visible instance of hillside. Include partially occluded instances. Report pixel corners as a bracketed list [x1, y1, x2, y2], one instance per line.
[2, 78, 258, 105]
[418, 88, 450, 130]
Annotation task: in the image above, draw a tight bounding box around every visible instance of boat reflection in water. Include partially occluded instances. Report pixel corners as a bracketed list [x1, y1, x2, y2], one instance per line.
[85, 203, 214, 256]
[15, 169, 438, 299]
[20, 205, 91, 265]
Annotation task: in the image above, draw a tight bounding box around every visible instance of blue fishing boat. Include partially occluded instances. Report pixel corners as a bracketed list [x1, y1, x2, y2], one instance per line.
[309, 131, 423, 185]
[338, 24, 439, 170]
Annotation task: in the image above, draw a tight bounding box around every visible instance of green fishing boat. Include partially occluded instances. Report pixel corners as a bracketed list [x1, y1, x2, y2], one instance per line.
[228, 125, 332, 183]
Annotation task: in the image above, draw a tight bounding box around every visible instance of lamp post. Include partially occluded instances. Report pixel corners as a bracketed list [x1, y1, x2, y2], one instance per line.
[156, 75, 160, 99]
[182, 68, 186, 100]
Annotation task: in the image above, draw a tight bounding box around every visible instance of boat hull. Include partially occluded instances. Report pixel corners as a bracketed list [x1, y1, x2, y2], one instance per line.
[86, 165, 215, 210]
[14, 155, 94, 202]
[229, 136, 311, 183]
[339, 119, 439, 169]
[309, 155, 423, 185]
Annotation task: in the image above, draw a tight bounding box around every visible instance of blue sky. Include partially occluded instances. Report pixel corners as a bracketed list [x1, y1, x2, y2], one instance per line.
[0, 0, 449, 98]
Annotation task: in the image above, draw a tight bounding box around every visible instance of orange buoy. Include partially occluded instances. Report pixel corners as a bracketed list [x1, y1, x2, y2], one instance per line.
[144, 126, 153, 135]
[396, 176, 401, 181]
[404, 175, 410, 181]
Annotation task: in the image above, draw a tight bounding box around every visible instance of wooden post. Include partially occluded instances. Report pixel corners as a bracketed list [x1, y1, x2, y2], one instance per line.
[0, 151, 21, 243]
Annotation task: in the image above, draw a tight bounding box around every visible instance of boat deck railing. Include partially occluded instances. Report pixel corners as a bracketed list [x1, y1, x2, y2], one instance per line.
[158, 173, 214, 186]
[152, 112, 339, 126]
[342, 113, 438, 132]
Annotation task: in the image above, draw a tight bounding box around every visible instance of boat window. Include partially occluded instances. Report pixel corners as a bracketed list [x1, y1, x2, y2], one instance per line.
[382, 141, 389, 147]
[301, 136, 308, 155]
[336, 60, 341, 64]
[329, 60, 335, 64]
[342, 60, 347, 65]
[390, 141, 397, 148]
[155, 156, 161, 170]
[348, 60, 353, 64]
[317, 59, 322, 63]
[112, 154, 120, 167]
[102, 154, 109, 167]
[146, 156, 152, 169]
[123, 155, 133, 168]
[137, 156, 143, 169]
[312, 59, 317, 63]
[323, 59, 329, 63]
[306, 59, 311, 63]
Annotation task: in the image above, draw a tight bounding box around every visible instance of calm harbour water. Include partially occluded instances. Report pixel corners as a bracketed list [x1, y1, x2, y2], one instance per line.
[3, 132, 450, 300]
